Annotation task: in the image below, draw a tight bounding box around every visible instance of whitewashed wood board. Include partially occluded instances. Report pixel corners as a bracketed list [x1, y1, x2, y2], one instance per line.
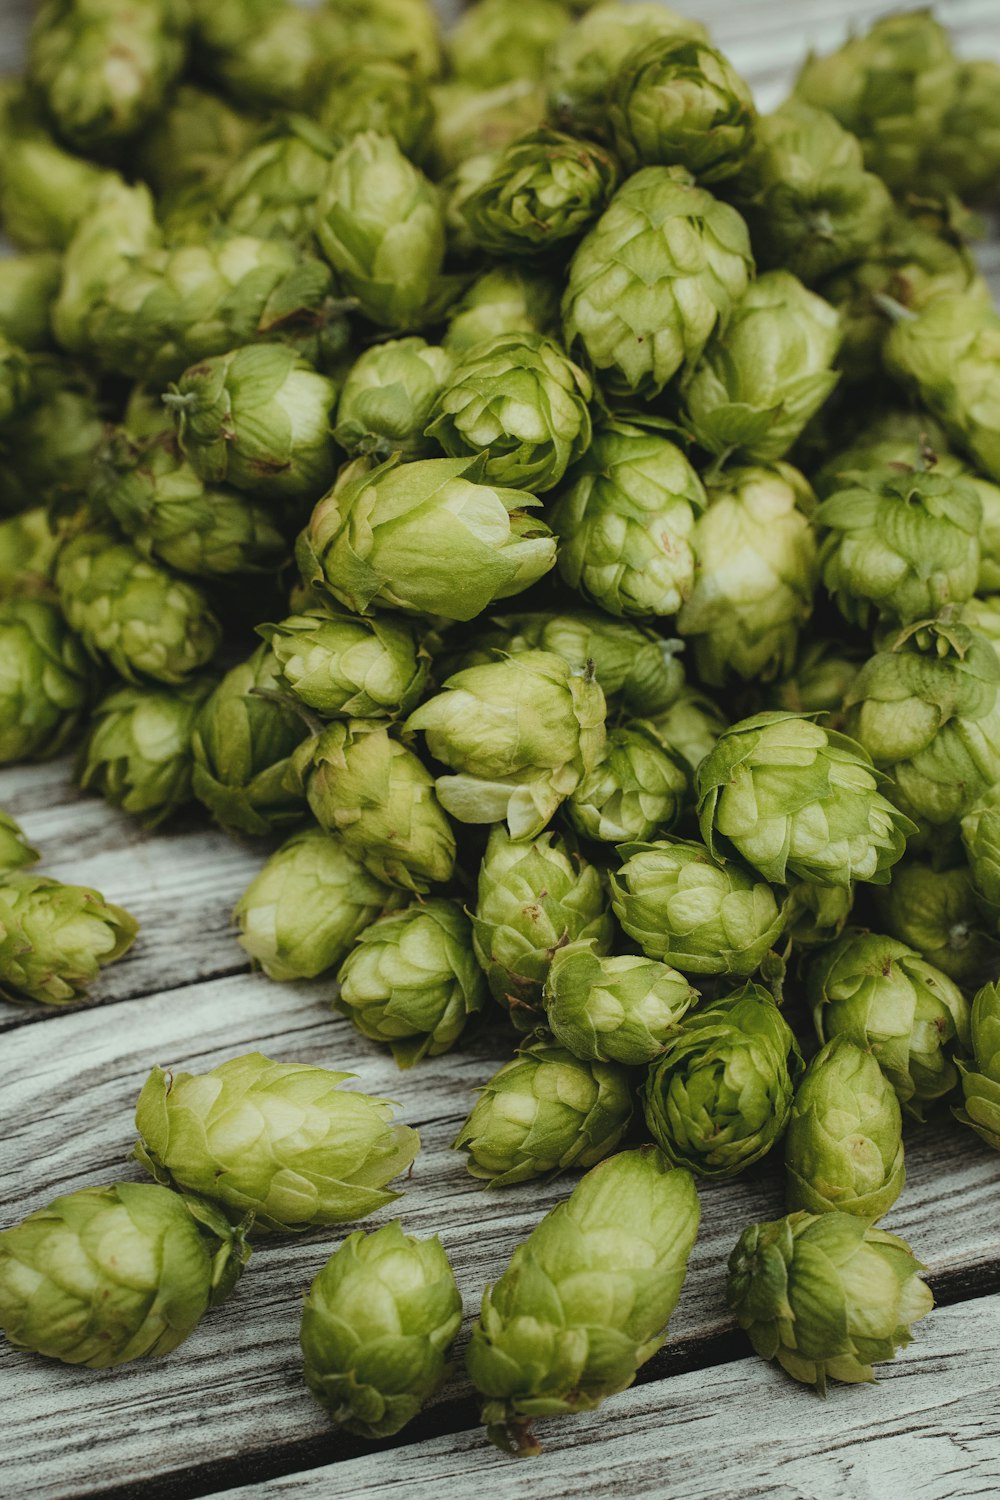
[2, 2, 1000, 1499]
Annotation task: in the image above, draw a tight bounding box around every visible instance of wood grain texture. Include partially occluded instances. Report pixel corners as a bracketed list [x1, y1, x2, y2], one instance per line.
[1, 970, 997, 1498]
[214, 1295, 1000, 1500]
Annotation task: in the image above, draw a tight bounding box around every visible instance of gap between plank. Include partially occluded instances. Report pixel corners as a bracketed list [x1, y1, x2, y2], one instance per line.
[71, 1259, 1000, 1500]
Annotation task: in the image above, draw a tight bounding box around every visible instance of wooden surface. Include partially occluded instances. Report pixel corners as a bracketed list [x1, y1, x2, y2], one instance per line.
[2, 3, 1000, 1499]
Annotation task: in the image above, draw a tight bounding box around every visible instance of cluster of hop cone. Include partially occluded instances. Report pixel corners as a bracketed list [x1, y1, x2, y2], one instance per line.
[1, 0, 1000, 1461]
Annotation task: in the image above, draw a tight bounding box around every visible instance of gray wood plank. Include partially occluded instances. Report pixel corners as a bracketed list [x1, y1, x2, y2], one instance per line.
[215, 1294, 1000, 1500]
[1, 972, 997, 1498]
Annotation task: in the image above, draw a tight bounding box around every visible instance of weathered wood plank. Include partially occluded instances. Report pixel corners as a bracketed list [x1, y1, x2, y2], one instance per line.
[1, 973, 997, 1498]
[212, 1294, 1000, 1500]
[0, 760, 264, 1028]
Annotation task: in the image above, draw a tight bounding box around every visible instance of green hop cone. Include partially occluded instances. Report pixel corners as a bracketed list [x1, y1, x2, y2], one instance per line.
[954, 981, 1000, 1152]
[730, 101, 892, 285]
[784, 1037, 905, 1221]
[845, 617, 1000, 829]
[610, 34, 755, 181]
[429, 78, 547, 177]
[0, 252, 61, 352]
[446, 0, 568, 87]
[335, 899, 485, 1067]
[0, 356, 108, 518]
[0, 598, 95, 764]
[809, 930, 971, 1119]
[192, 0, 339, 113]
[562, 165, 753, 399]
[0, 811, 39, 874]
[567, 721, 690, 845]
[51, 177, 160, 356]
[297, 454, 555, 622]
[78, 676, 214, 827]
[316, 51, 434, 162]
[676, 463, 818, 686]
[769, 638, 862, 730]
[190, 644, 309, 837]
[442, 266, 560, 354]
[697, 712, 914, 889]
[551, 420, 706, 618]
[324, 0, 442, 80]
[812, 408, 952, 500]
[793, 10, 959, 194]
[726, 1211, 934, 1391]
[543, 941, 697, 1066]
[681, 271, 841, 461]
[460, 129, 618, 258]
[217, 116, 333, 244]
[785, 881, 855, 951]
[291, 719, 456, 893]
[406, 649, 606, 839]
[0, 1183, 249, 1369]
[924, 60, 1000, 203]
[91, 423, 288, 581]
[963, 785, 1000, 917]
[133, 1051, 420, 1234]
[234, 828, 394, 982]
[166, 344, 337, 503]
[883, 292, 1000, 484]
[134, 83, 256, 197]
[0, 113, 115, 251]
[642, 983, 802, 1179]
[471, 824, 613, 1031]
[817, 466, 981, 628]
[0, 336, 35, 429]
[259, 610, 428, 720]
[334, 339, 453, 462]
[28, 0, 189, 152]
[315, 132, 451, 331]
[468, 1147, 700, 1456]
[873, 860, 997, 988]
[56, 528, 221, 686]
[644, 686, 727, 773]
[547, 3, 708, 139]
[453, 1039, 633, 1188]
[301, 1223, 461, 1438]
[427, 333, 591, 495]
[0, 872, 138, 1005]
[610, 837, 787, 976]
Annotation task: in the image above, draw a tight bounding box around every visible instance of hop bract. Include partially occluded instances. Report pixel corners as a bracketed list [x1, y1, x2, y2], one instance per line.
[0, 810, 39, 874]
[543, 941, 697, 1066]
[0, 872, 137, 1005]
[301, 1222, 462, 1438]
[611, 837, 787, 975]
[0, 1183, 249, 1369]
[428, 332, 592, 494]
[697, 712, 914, 888]
[809, 930, 971, 1119]
[562, 165, 753, 399]
[471, 824, 614, 1031]
[133, 1052, 420, 1234]
[406, 649, 606, 839]
[291, 719, 456, 893]
[785, 1037, 905, 1221]
[551, 420, 706, 618]
[234, 828, 395, 982]
[297, 454, 556, 622]
[954, 981, 1000, 1152]
[642, 983, 802, 1179]
[467, 1148, 700, 1456]
[726, 1211, 934, 1392]
[336, 899, 486, 1068]
[260, 610, 428, 720]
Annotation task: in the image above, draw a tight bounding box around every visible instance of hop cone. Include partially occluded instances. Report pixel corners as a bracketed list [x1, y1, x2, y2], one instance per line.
[471, 824, 613, 1031]
[301, 1222, 461, 1437]
[0, 873, 138, 1005]
[0, 810, 39, 874]
[697, 712, 914, 889]
[460, 128, 618, 258]
[785, 1037, 905, 1221]
[443, 265, 560, 353]
[234, 828, 395, 982]
[642, 983, 802, 1179]
[645, 687, 727, 773]
[0, 509, 57, 601]
[336, 899, 486, 1068]
[873, 860, 997, 988]
[726, 1211, 934, 1391]
[543, 941, 697, 1067]
[567, 721, 690, 845]
[0, 1183, 249, 1369]
[217, 116, 333, 243]
[316, 52, 434, 162]
[809, 930, 971, 1119]
[954, 981, 1000, 1152]
[467, 1148, 700, 1456]
[133, 1052, 420, 1234]
[78, 676, 214, 827]
[0, 597, 95, 764]
[334, 338, 453, 462]
[260, 610, 428, 720]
